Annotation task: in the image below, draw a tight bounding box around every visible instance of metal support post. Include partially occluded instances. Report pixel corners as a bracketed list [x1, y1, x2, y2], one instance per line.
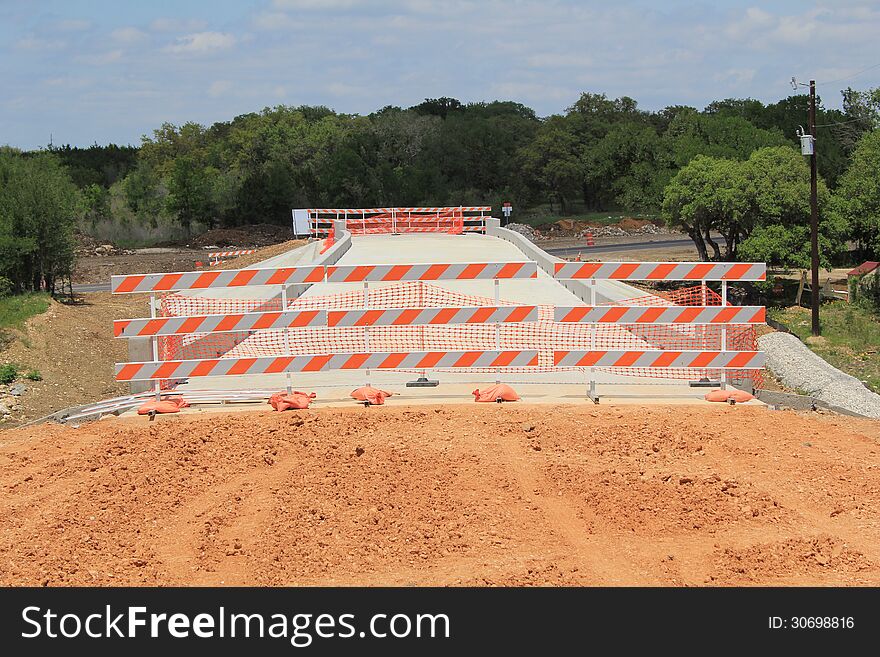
[150, 294, 161, 402]
[494, 277, 501, 385]
[282, 285, 292, 393]
[364, 281, 370, 387]
[720, 279, 728, 391]
[588, 278, 598, 403]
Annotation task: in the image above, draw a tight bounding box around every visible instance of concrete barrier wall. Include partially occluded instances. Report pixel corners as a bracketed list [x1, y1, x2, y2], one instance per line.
[486, 219, 635, 304]
[285, 223, 352, 299]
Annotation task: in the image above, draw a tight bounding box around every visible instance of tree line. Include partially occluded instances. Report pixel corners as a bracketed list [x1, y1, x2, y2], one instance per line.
[2, 87, 879, 294]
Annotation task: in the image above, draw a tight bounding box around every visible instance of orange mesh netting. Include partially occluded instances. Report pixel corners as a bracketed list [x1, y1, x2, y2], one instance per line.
[157, 282, 760, 385]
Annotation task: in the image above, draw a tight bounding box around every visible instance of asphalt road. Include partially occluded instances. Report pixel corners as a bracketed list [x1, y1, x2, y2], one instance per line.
[544, 237, 695, 257]
[73, 282, 113, 293]
[71, 236, 698, 293]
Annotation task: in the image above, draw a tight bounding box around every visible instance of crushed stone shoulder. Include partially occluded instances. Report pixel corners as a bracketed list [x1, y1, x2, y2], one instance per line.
[759, 331, 880, 419]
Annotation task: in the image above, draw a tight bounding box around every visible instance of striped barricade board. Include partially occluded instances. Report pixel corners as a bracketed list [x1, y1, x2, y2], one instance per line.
[553, 262, 766, 281]
[111, 265, 325, 294]
[308, 207, 491, 214]
[113, 306, 539, 337]
[326, 306, 538, 327]
[207, 249, 257, 259]
[114, 310, 328, 338]
[116, 350, 540, 381]
[326, 262, 537, 283]
[553, 350, 765, 369]
[553, 306, 766, 324]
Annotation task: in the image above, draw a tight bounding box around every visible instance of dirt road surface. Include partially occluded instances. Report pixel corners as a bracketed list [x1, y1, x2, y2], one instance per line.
[73, 240, 307, 285]
[1, 404, 878, 586]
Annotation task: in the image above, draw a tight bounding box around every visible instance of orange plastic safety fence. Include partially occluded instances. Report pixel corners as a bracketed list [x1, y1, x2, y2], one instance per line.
[157, 282, 760, 385]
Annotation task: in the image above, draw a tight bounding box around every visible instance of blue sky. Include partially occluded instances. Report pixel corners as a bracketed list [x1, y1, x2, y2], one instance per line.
[2, 0, 879, 149]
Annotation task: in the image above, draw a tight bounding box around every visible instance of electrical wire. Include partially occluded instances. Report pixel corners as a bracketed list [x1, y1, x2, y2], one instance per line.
[818, 62, 880, 86]
[814, 116, 874, 128]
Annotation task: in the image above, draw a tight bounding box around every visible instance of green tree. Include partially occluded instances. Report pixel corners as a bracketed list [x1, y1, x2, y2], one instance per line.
[661, 155, 745, 260]
[518, 117, 581, 213]
[662, 146, 835, 266]
[0, 152, 79, 293]
[585, 123, 672, 211]
[165, 156, 212, 235]
[738, 146, 838, 268]
[832, 129, 880, 258]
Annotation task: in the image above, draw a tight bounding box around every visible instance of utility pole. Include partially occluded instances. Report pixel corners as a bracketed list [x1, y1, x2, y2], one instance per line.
[808, 80, 820, 337]
[793, 76, 821, 336]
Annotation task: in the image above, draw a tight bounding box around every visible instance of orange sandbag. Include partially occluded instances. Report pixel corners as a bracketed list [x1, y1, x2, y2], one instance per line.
[269, 391, 316, 411]
[704, 390, 731, 402]
[137, 397, 189, 415]
[472, 383, 520, 402]
[704, 389, 755, 403]
[350, 386, 393, 405]
[728, 389, 754, 402]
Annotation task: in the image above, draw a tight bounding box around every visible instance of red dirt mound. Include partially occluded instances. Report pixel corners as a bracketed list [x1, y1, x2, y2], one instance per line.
[1, 405, 878, 586]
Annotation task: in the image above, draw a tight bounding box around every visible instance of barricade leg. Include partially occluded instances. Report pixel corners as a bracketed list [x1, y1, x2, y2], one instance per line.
[282, 285, 293, 394]
[587, 279, 598, 403]
[150, 294, 161, 402]
[721, 280, 728, 390]
[364, 281, 371, 387]
[494, 278, 501, 385]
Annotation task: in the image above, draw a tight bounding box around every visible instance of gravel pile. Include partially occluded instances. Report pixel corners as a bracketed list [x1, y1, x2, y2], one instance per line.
[759, 332, 880, 418]
[505, 223, 540, 242]
[578, 223, 670, 238]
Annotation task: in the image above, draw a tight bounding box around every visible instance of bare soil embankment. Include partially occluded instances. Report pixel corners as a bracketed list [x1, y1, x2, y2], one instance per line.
[1, 404, 878, 586]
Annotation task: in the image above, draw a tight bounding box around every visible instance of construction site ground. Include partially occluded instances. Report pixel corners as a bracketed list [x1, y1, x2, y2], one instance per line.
[1, 404, 878, 586]
[2, 242, 304, 426]
[72, 240, 306, 285]
[1, 234, 792, 425]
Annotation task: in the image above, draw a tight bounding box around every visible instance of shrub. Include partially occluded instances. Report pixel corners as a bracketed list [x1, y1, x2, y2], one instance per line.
[0, 276, 13, 298]
[0, 363, 19, 384]
[24, 369, 42, 381]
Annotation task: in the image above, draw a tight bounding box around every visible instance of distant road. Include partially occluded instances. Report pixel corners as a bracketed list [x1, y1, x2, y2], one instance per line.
[544, 237, 696, 257]
[72, 282, 111, 293]
[71, 236, 697, 293]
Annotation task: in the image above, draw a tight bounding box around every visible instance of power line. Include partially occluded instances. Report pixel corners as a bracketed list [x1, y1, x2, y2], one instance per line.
[818, 62, 880, 86]
[814, 116, 873, 128]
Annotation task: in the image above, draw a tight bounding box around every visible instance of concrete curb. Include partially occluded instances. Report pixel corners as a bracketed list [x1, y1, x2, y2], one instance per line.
[485, 219, 644, 304]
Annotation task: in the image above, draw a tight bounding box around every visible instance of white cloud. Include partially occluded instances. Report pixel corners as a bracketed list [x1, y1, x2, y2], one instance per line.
[111, 27, 148, 44]
[43, 77, 93, 89]
[165, 32, 236, 54]
[208, 80, 233, 97]
[489, 81, 572, 102]
[150, 17, 208, 32]
[525, 53, 594, 69]
[714, 68, 757, 86]
[273, 0, 363, 9]
[55, 19, 91, 32]
[325, 81, 369, 97]
[77, 50, 124, 66]
[15, 36, 66, 50]
[252, 11, 300, 30]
